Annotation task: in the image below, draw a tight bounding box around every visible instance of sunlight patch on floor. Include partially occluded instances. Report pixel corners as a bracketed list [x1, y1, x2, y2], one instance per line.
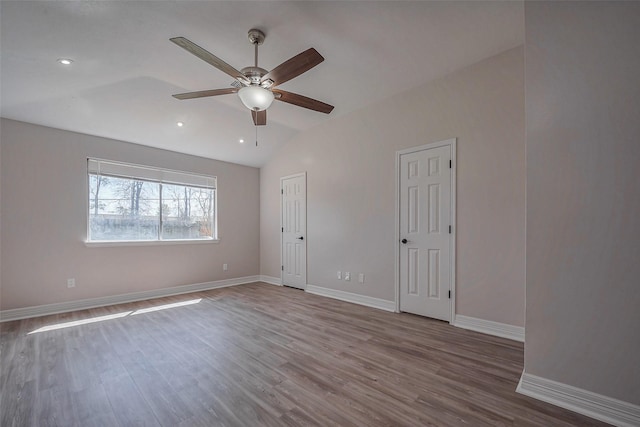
[130, 298, 202, 315]
[27, 298, 202, 334]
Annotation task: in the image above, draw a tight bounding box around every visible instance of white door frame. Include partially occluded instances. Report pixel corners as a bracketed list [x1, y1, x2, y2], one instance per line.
[280, 172, 307, 288]
[394, 138, 456, 322]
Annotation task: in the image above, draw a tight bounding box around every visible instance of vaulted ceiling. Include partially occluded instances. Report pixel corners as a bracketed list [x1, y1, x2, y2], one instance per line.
[0, 1, 523, 167]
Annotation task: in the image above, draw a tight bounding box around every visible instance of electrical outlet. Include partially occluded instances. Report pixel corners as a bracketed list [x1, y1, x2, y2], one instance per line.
[223, 263, 228, 271]
[337, 271, 342, 279]
[67, 278, 76, 288]
[344, 272, 351, 281]
[358, 273, 365, 283]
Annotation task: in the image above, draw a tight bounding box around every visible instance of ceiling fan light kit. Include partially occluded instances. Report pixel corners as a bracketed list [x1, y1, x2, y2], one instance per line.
[170, 28, 334, 127]
[238, 86, 274, 111]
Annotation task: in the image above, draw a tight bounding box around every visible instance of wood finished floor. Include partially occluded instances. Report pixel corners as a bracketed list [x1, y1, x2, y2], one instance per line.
[1, 283, 608, 427]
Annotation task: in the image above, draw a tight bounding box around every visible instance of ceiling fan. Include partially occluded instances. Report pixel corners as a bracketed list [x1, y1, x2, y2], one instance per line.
[170, 29, 334, 126]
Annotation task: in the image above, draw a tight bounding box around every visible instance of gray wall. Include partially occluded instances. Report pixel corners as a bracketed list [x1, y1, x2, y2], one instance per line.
[0, 120, 3, 304]
[0, 119, 260, 310]
[261, 47, 526, 327]
[525, 2, 640, 404]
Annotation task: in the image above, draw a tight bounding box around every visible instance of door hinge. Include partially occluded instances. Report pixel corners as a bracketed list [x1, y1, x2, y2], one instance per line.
[449, 160, 452, 169]
[448, 290, 451, 299]
[281, 189, 284, 194]
[449, 225, 452, 234]
[281, 227, 284, 232]
[281, 265, 284, 271]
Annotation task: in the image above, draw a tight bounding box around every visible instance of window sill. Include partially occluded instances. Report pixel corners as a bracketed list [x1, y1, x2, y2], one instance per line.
[85, 239, 219, 248]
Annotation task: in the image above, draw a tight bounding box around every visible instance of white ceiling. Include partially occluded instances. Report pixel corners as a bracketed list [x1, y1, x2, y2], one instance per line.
[0, 1, 523, 168]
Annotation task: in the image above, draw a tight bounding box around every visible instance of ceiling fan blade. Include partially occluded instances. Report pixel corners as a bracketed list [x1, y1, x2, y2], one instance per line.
[170, 37, 248, 84]
[262, 48, 324, 87]
[172, 88, 238, 100]
[252, 110, 267, 126]
[273, 90, 334, 114]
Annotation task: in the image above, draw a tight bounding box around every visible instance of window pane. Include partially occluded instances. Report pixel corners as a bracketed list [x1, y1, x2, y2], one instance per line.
[89, 175, 160, 241]
[161, 184, 215, 240]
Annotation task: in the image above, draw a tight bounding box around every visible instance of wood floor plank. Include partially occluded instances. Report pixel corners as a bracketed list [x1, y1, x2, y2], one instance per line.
[71, 383, 120, 427]
[0, 283, 611, 426]
[36, 384, 77, 427]
[102, 372, 160, 427]
[0, 379, 35, 427]
[117, 350, 194, 425]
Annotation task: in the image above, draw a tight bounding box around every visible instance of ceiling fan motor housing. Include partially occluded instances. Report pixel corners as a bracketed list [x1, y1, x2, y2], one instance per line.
[241, 66, 268, 85]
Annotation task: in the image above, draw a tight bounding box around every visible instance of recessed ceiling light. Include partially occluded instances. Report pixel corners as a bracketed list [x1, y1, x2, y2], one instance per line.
[57, 58, 73, 65]
[239, 139, 244, 144]
[176, 121, 184, 127]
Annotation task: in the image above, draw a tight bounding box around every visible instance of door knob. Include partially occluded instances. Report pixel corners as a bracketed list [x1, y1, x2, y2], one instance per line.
[401, 238, 408, 244]
[297, 236, 304, 240]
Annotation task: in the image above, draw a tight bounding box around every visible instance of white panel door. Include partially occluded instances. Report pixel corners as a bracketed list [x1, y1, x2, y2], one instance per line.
[399, 145, 452, 321]
[281, 173, 306, 289]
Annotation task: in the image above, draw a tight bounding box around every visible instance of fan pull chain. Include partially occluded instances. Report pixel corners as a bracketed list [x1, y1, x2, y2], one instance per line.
[255, 123, 258, 147]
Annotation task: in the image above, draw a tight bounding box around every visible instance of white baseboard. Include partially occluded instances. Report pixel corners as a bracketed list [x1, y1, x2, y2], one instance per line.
[305, 285, 395, 312]
[0, 275, 262, 322]
[517, 372, 640, 427]
[259, 275, 282, 286]
[452, 314, 524, 342]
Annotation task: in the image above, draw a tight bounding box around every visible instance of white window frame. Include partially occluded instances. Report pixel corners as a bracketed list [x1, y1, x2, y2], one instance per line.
[86, 158, 218, 247]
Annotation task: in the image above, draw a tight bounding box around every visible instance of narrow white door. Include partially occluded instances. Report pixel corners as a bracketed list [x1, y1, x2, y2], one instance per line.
[399, 144, 453, 321]
[281, 173, 307, 289]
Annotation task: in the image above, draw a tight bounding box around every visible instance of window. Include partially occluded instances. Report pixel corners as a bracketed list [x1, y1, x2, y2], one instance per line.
[87, 158, 216, 243]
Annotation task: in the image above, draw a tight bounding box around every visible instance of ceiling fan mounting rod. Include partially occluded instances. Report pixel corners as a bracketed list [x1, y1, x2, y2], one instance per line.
[247, 29, 265, 69]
